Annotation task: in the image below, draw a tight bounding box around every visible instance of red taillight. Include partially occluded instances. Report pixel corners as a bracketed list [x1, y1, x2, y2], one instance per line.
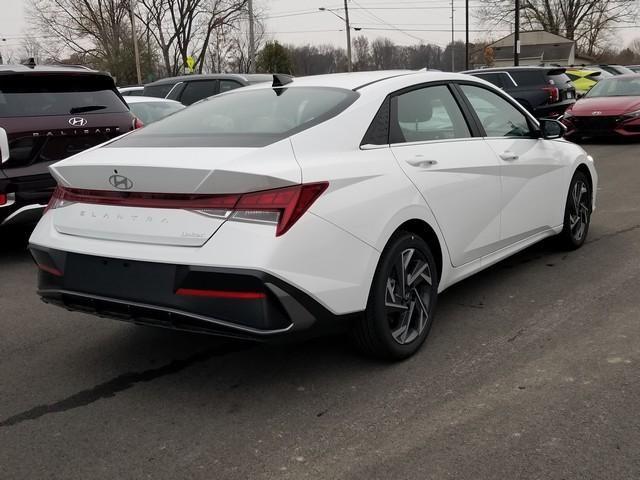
[132, 117, 144, 129]
[176, 288, 266, 299]
[46, 182, 329, 236]
[0, 193, 6, 206]
[543, 86, 560, 103]
[36, 263, 63, 277]
[235, 182, 329, 236]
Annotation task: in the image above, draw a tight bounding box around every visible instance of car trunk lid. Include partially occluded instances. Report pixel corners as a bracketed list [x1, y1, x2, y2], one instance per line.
[48, 140, 301, 246]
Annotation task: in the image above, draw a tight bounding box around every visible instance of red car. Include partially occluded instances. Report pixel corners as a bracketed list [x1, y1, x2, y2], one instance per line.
[562, 74, 640, 140]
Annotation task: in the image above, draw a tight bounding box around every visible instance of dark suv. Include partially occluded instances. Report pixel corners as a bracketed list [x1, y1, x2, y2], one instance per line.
[462, 67, 576, 118]
[143, 73, 272, 105]
[0, 65, 137, 227]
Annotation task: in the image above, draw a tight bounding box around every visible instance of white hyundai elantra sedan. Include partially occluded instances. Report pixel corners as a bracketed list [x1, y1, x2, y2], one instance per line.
[29, 70, 597, 360]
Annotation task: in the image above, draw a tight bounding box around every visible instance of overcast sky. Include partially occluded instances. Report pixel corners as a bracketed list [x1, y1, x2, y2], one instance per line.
[1, 0, 639, 58]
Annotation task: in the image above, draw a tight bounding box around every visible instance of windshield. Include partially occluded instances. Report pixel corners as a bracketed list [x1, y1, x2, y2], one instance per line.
[110, 86, 359, 148]
[0, 74, 128, 117]
[586, 76, 640, 97]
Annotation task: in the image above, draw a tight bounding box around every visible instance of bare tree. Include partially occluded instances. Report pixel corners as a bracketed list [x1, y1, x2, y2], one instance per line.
[29, 0, 131, 72]
[476, 0, 636, 56]
[136, 0, 247, 75]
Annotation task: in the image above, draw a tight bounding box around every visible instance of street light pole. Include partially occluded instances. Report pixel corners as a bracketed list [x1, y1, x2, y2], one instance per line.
[344, 0, 352, 72]
[450, 0, 455, 72]
[514, 0, 520, 66]
[248, 0, 256, 73]
[465, 0, 469, 70]
[319, 5, 352, 72]
[129, 0, 142, 84]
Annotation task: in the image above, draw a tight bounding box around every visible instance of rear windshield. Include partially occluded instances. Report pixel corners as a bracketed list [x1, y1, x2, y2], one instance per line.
[110, 86, 359, 148]
[0, 74, 127, 117]
[143, 83, 177, 98]
[586, 76, 640, 97]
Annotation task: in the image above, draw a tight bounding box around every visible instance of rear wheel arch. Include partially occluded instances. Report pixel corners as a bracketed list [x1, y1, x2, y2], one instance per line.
[389, 219, 443, 286]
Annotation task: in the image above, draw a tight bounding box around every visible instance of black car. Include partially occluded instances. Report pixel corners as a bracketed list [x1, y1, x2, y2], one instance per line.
[143, 73, 273, 105]
[0, 64, 138, 227]
[462, 67, 576, 118]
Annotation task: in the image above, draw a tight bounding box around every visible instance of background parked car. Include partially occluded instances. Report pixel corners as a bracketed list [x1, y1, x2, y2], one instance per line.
[462, 66, 576, 118]
[586, 64, 635, 76]
[628, 65, 640, 73]
[118, 86, 144, 97]
[143, 73, 273, 105]
[0, 64, 138, 227]
[125, 96, 184, 125]
[562, 74, 640, 140]
[565, 68, 604, 97]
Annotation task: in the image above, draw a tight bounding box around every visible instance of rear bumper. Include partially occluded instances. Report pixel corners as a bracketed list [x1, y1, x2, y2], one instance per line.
[0, 174, 54, 226]
[533, 100, 574, 119]
[30, 247, 359, 340]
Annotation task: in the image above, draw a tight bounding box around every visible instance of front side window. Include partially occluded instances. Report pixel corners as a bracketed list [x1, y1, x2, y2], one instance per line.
[143, 83, 176, 98]
[220, 80, 243, 93]
[460, 84, 532, 138]
[180, 80, 218, 105]
[391, 85, 470, 143]
[109, 86, 359, 148]
[586, 77, 640, 97]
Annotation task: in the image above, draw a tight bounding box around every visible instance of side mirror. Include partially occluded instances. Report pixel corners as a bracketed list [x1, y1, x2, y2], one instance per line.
[539, 118, 566, 140]
[0, 127, 9, 163]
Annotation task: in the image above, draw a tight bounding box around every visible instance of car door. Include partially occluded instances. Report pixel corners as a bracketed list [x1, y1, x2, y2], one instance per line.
[457, 83, 567, 244]
[389, 83, 502, 267]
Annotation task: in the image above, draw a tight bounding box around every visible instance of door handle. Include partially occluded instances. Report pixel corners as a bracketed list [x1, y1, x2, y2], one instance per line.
[499, 151, 519, 161]
[406, 158, 438, 168]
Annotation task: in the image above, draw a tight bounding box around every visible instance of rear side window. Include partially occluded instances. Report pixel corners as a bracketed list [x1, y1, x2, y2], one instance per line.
[390, 85, 470, 143]
[474, 73, 504, 88]
[510, 70, 545, 86]
[0, 74, 127, 117]
[180, 80, 218, 105]
[143, 83, 176, 98]
[546, 73, 572, 88]
[220, 80, 243, 93]
[110, 86, 359, 148]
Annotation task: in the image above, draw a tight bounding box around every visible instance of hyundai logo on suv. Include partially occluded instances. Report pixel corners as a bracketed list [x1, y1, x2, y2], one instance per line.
[108, 174, 134, 190]
[68, 117, 88, 127]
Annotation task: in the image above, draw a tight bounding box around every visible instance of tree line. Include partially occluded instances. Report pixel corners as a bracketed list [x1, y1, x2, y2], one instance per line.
[12, 0, 640, 85]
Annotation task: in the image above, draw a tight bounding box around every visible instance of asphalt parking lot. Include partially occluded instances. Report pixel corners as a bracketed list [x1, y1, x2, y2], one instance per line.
[1, 141, 639, 480]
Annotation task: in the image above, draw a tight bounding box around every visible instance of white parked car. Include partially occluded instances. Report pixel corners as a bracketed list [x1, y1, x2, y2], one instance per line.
[118, 86, 144, 97]
[29, 71, 597, 359]
[125, 96, 184, 125]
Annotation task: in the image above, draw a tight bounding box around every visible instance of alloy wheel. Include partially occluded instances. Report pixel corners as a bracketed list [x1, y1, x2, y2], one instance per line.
[385, 248, 432, 345]
[569, 180, 590, 243]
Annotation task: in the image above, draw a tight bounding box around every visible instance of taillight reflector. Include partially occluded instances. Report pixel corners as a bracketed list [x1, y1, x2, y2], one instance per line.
[543, 86, 560, 103]
[176, 288, 266, 299]
[132, 117, 144, 129]
[46, 182, 329, 236]
[36, 263, 63, 277]
[0, 193, 6, 206]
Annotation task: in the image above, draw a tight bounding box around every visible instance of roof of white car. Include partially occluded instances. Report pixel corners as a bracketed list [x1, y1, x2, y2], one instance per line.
[124, 96, 182, 104]
[247, 70, 477, 91]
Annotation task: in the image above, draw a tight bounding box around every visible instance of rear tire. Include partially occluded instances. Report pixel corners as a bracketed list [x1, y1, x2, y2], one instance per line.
[352, 232, 438, 361]
[558, 170, 592, 250]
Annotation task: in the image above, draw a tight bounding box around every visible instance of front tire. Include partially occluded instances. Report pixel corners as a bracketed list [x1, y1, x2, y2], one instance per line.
[558, 170, 592, 250]
[352, 232, 438, 360]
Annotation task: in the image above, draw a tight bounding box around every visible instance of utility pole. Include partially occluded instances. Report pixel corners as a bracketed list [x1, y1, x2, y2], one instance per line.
[344, 0, 352, 72]
[129, 0, 142, 84]
[450, 0, 455, 72]
[248, 0, 256, 73]
[514, 0, 520, 66]
[465, 0, 469, 70]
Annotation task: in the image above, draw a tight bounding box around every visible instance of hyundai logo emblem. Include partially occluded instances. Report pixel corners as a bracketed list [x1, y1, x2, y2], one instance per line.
[108, 174, 134, 190]
[591, 111, 602, 116]
[68, 117, 88, 127]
